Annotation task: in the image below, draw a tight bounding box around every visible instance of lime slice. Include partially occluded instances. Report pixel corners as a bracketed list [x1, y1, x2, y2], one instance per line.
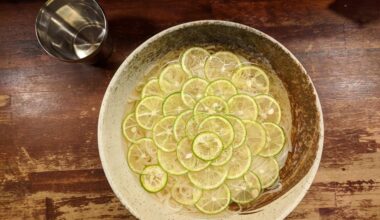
[228, 94, 258, 121]
[254, 94, 281, 124]
[171, 176, 202, 205]
[193, 132, 223, 161]
[211, 145, 233, 166]
[227, 175, 261, 204]
[122, 113, 145, 143]
[177, 137, 210, 171]
[180, 47, 210, 78]
[181, 77, 208, 108]
[136, 96, 163, 130]
[244, 120, 267, 155]
[140, 165, 168, 193]
[226, 115, 246, 149]
[185, 115, 200, 139]
[232, 66, 269, 95]
[162, 92, 188, 116]
[250, 155, 279, 188]
[159, 63, 190, 94]
[225, 145, 251, 179]
[188, 165, 228, 190]
[158, 150, 188, 175]
[244, 171, 262, 190]
[193, 96, 229, 117]
[153, 116, 177, 152]
[205, 79, 237, 100]
[195, 184, 230, 214]
[142, 78, 164, 98]
[198, 116, 234, 147]
[127, 138, 158, 174]
[259, 123, 286, 157]
[204, 51, 241, 81]
[173, 110, 192, 141]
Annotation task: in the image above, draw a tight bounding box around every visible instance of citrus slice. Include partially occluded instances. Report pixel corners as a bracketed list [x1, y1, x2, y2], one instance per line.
[225, 145, 251, 179]
[195, 184, 230, 214]
[193, 132, 223, 161]
[140, 165, 168, 193]
[227, 94, 258, 121]
[244, 120, 267, 155]
[244, 171, 262, 190]
[136, 96, 163, 130]
[177, 137, 210, 171]
[205, 79, 237, 100]
[250, 155, 279, 188]
[193, 96, 229, 117]
[254, 94, 281, 124]
[173, 110, 192, 141]
[211, 145, 233, 166]
[181, 77, 208, 108]
[171, 176, 202, 205]
[152, 116, 177, 152]
[226, 115, 246, 148]
[158, 150, 188, 175]
[180, 47, 210, 78]
[127, 138, 158, 174]
[188, 165, 228, 190]
[142, 78, 164, 98]
[205, 51, 241, 81]
[227, 175, 261, 204]
[122, 113, 145, 143]
[159, 63, 190, 94]
[185, 115, 200, 139]
[232, 66, 269, 95]
[162, 92, 188, 116]
[259, 123, 286, 157]
[198, 116, 234, 147]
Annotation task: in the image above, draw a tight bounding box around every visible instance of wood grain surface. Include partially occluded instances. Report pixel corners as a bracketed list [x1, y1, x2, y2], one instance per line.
[0, 0, 379, 219]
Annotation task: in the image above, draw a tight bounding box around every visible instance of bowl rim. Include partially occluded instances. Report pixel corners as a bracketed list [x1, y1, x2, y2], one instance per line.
[98, 20, 324, 219]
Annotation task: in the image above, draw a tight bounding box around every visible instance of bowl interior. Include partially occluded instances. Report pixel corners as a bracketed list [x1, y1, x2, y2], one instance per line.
[98, 21, 322, 219]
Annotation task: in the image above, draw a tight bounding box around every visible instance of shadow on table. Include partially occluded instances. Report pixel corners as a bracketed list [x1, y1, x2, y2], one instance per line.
[329, 0, 380, 26]
[95, 16, 163, 72]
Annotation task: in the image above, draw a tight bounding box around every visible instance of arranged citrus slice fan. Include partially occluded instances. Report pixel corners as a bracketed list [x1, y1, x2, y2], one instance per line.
[123, 47, 289, 215]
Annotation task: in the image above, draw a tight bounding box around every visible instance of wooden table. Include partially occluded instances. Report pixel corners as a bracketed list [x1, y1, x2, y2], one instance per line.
[1, 0, 379, 219]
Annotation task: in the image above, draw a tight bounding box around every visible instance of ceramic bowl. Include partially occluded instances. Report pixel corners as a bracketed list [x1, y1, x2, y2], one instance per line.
[98, 20, 324, 220]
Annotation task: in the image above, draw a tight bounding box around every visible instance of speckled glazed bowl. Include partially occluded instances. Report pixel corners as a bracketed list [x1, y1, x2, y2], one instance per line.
[98, 20, 324, 220]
